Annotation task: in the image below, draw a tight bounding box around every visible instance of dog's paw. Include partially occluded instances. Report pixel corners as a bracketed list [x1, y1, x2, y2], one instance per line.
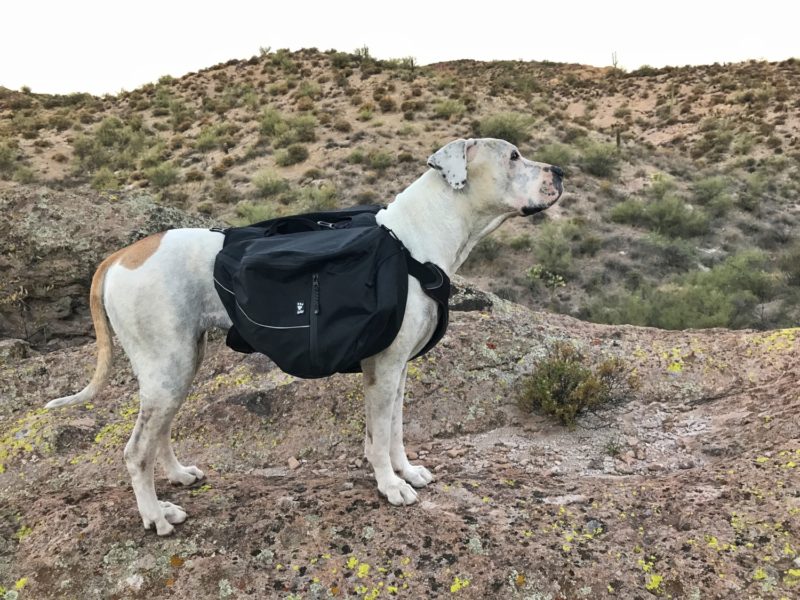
[159, 501, 188, 525]
[400, 464, 434, 488]
[142, 501, 187, 536]
[378, 476, 419, 506]
[168, 465, 204, 486]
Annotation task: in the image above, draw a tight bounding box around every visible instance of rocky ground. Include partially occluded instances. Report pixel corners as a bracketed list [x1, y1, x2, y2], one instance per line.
[1, 243, 799, 599]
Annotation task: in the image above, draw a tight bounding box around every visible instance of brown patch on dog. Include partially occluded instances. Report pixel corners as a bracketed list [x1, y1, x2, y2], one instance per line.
[118, 232, 166, 269]
[73, 232, 167, 405]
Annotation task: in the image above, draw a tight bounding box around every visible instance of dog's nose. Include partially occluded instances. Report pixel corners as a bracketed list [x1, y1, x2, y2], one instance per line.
[550, 165, 565, 179]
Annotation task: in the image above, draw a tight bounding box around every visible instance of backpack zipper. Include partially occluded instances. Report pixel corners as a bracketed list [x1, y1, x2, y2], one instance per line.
[310, 273, 320, 368]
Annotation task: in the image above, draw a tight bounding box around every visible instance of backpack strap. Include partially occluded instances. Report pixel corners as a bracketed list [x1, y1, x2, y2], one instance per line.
[401, 248, 451, 360]
[378, 225, 451, 358]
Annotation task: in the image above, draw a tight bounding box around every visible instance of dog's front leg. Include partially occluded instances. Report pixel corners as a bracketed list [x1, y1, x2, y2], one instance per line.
[389, 365, 434, 488]
[362, 358, 418, 505]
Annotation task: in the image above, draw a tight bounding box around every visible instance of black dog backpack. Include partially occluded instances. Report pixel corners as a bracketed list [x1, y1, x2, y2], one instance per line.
[212, 205, 449, 379]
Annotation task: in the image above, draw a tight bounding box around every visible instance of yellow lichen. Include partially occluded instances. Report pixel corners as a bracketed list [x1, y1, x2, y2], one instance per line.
[450, 576, 470, 593]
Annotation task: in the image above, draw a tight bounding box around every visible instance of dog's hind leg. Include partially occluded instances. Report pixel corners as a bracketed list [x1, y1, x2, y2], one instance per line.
[124, 342, 199, 535]
[388, 366, 434, 488]
[362, 358, 418, 506]
[157, 332, 207, 486]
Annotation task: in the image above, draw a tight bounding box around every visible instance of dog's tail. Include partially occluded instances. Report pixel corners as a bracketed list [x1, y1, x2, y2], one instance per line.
[46, 255, 116, 409]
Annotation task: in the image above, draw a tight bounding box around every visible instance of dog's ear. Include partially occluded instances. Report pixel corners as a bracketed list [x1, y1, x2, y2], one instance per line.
[427, 139, 476, 190]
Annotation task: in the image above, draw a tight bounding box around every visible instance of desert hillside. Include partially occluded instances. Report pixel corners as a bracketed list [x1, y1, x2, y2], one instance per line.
[1, 49, 799, 599]
[2, 48, 800, 337]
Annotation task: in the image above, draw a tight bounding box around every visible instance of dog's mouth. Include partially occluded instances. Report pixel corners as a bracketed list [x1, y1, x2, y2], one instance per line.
[521, 187, 563, 216]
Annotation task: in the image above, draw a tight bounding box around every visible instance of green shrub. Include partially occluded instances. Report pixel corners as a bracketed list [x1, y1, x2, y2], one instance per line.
[195, 123, 235, 152]
[518, 342, 638, 428]
[259, 108, 288, 138]
[477, 113, 534, 146]
[145, 162, 179, 188]
[691, 118, 734, 159]
[333, 118, 352, 133]
[298, 184, 337, 211]
[357, 107, 373, 121]
[275, 144, 309, 166]
[737, 173, 769, 212]
[779, 241, 800, 286]
[535, 143, 573, 169]
[0, 141, 20, 173]
[233, 201, 278, 226]
[462, 238, 501, 270]
[532, 220, 578, 276]
[432, 99, 466, 120]
[91, 166, 119, 190]
[348, 149, 365, 164]
[368, 151, 393, 171]
[211, 180, 240, 204]
[642, 234, 697, 270]
[579, 142, 619, 177]
[288, 115, 317, 143]
[692, 175, 733, 217]
[296, 81, 321, 99]
[12, 166, 36, 184]
[589, 250, 778, 330]
[72, 116, 154, 174]
[610, 195, 708, 238]
[645, 195, 709, 238]
[252, 170, 290, 198]
[610, 199, 646, 226]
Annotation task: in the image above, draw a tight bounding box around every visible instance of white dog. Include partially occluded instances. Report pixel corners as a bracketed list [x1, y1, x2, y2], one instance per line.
[46, 138, 563, 535]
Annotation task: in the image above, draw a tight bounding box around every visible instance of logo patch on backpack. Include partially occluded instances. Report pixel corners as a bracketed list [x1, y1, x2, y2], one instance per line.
[296, 302, 305, 315]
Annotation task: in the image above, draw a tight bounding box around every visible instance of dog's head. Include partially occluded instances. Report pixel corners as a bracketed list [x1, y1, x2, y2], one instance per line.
[427, 138, 563, 216]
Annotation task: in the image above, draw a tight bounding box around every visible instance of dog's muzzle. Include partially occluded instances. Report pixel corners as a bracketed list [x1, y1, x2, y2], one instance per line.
[522, 166, 564, 215]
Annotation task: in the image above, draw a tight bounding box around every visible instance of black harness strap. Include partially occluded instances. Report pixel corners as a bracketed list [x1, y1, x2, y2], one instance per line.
[403, 249, 450, 359]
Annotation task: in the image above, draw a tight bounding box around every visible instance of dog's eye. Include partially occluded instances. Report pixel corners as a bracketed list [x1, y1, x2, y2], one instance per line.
[510, 150, 520, 161]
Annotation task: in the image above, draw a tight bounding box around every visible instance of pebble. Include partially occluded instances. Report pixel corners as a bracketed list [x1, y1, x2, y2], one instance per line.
[277, 496, 296, 510]
[446, 448, 466, 458]
[287, 457, 301, 470]
[406, 450, 418, 460]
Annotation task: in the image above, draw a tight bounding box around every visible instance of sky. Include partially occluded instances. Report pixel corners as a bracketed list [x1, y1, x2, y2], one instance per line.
[3, 1, 799, 96]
